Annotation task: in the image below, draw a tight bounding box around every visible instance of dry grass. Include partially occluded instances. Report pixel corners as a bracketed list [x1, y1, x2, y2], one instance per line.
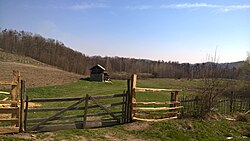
[0, 61, 82, 88]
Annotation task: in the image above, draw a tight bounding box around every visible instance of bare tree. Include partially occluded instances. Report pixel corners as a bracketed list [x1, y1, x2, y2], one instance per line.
[198, 53, 229, 117]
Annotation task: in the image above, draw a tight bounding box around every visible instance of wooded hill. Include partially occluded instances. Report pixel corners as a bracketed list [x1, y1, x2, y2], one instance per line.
[0, 29, 242, 79]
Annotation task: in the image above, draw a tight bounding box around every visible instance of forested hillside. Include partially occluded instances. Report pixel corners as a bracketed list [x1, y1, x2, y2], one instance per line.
[0, 29, 240, 79]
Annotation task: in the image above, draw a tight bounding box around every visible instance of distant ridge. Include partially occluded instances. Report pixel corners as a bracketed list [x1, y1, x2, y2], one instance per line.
[0, 29, 243, 79]
[219, 61, 244, 69]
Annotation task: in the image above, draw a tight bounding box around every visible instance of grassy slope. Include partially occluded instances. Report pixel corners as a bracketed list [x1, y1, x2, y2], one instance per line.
[1, 79, 249, 141]
[0, 50, 81, 88]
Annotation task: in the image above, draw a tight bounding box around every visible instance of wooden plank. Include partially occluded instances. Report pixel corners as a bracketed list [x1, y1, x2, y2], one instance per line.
[28, 97, 83, 102]
[135, 87, 182, 92]
[133, 106, 183, 111]
[133, 116, 178, 122]
[27, 107, 85, 112]
[27, 115, 84, 123]
[135, 101, 180, 105]
[0, 101, 17, 104]
[83, 94, 89, 128]
[89, 96, 120, 123]
[28, 94, 126, 102]
[0, 127, 19, 134]
[0, 107, 19, 114]
[87, 111, 123, 117]
[0, 118, 19, 122]
[0, 91, 10, 95]
[91, 93, 126, 99]
[27, 121, 84, 127]
[27, 111, 124, 123]
[0, 81, 17, 85]
[136, 112, 178, 117]
[27, 96, 86, 131]
[27, 102, 125, 112]
[28, 118, 120, 127]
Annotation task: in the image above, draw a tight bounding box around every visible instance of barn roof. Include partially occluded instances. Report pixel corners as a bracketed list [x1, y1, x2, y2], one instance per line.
[90, 64, 106, 71]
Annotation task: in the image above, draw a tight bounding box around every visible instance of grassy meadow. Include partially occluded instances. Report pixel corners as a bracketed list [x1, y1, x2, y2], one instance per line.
[1, 78, 249, 141]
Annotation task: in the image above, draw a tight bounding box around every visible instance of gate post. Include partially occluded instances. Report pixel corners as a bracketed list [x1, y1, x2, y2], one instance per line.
[131, 74, 137, 121]
[19, 80, 25, 132]
[24, 95, 29, 132]
[11, 70, 20, 101]
[83, 94, 89, 128]
[126, 79, 131, 123]
[170, 91, 178, 114]
[11, 71, 20, 126]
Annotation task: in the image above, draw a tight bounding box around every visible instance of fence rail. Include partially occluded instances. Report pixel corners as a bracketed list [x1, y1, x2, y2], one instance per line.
[23, 91, 130, 132]
[129, 74, 183, 121]
[180, 96, 250, 117]
[0, 71, 21, 134]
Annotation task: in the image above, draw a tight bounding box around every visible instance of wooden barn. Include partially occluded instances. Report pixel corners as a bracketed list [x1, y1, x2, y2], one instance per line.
[90, 64, 110, 82]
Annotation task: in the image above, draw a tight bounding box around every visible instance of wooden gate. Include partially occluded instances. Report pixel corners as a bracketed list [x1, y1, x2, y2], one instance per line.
[24, 92, 129, 132]
[129, 74, 183, 122]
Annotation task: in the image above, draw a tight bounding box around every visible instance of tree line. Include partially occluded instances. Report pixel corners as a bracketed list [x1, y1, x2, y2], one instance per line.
[0, 29, 241, 79]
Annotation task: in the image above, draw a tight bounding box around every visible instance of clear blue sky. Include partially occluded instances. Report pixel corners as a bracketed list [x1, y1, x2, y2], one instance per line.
[0, 0, 250, 63]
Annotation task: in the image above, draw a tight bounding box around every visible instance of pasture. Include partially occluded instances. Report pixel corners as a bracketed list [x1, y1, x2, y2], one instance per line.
[1, 78, 249, 140]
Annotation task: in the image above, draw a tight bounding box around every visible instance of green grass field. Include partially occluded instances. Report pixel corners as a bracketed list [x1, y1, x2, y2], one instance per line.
[1, 78, 249, 141]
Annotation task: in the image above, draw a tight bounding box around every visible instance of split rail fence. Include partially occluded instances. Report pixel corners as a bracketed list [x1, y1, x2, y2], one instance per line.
[0, 70, 21, 134]
[129, 74, 183, 122]
[1, 72, 249, 134]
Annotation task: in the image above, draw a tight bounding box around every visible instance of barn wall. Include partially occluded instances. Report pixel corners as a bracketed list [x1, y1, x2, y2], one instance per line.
[90, 73, 104, 82]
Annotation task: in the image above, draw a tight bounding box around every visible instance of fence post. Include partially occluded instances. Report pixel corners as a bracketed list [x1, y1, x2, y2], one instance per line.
[122, 90, 126, 124]
[174, 91, 179, 116]
[127, 79, 132, 122]
[170, 92, 175, 112]
[83, 94, 89, 128]
[124, 81, 129, 123]
[10, 71, 20, 126]
[11, 70, 20, 101]
[249, 99, 250, 112]
[131, 74, 137, 121]
[24, 95, 29, 132]
[229, 91, 234, 113]
[19, 80, 25, 132]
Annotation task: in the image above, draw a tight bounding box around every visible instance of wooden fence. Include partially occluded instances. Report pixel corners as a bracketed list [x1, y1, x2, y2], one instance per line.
[0, 71, 21, 134]
[23, 91, 129, 132]
[2, 73, 249, 133]
[129, 74, 183, 122]
[180, 96, 250, 117]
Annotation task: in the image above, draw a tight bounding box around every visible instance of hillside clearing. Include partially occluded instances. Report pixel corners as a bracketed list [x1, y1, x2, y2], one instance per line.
[0, 61, 82, 88]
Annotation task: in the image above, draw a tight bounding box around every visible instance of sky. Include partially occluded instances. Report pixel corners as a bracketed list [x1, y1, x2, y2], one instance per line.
[0, 0, 250, 63]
